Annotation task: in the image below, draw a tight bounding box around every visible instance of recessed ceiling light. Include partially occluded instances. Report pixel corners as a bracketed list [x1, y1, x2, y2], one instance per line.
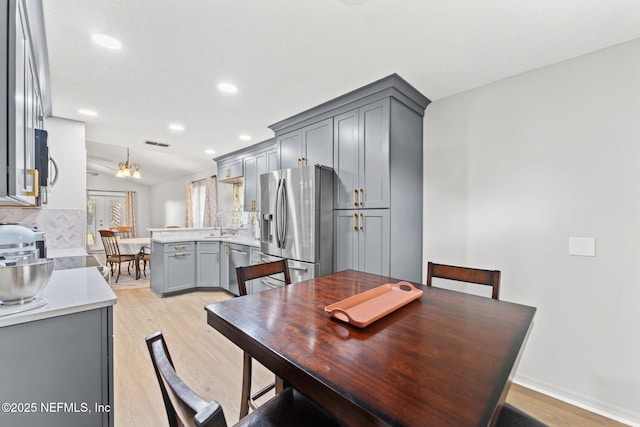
[239, 134, 251, 141]
[78, 109, 98, 117]
[91, 33, 122, 50]
[217, 82, 238, 93]
[169, 123, 184, 132]
[205, 149, 216, 155]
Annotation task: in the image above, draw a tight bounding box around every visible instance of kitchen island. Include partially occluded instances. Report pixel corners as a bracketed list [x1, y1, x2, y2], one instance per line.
[148, 227, 261, 297]
[0, 263, 116, 427]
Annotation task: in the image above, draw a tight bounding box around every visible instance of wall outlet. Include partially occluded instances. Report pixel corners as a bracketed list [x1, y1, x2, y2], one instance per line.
[569, 237, 596, 257]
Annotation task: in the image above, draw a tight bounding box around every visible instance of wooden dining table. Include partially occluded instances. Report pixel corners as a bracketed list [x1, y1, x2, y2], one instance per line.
[205, 269, 536, 426]
[117, 237, 151, 279]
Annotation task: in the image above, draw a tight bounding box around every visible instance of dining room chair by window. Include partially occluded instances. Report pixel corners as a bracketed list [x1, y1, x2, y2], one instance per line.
[111, 226, 134, 238]
[426, 261, 501, 300]
[145, 331, 340, 427]
[135, 246, 151, 280]
[235, 259, 291, 419]
[99, 229, 137, 283]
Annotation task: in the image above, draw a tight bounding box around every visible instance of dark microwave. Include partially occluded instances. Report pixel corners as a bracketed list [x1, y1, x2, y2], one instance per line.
[34, 129, 58, 188]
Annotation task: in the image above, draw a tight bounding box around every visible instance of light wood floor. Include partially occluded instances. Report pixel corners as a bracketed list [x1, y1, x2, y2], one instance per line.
[113, 287, 626, 426]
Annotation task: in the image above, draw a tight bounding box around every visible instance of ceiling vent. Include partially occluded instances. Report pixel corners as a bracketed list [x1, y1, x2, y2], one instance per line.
[145, 140, 170, 148]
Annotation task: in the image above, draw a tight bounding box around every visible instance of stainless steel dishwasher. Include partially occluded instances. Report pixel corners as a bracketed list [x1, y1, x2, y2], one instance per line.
[228, 243, 250, 296]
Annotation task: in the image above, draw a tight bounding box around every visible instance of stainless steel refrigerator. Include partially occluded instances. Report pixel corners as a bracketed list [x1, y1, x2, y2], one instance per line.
[260, 165, 333, 285]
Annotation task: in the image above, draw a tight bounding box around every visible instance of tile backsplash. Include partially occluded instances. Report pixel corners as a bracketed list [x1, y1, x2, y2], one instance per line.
[0, 208, 84, 250]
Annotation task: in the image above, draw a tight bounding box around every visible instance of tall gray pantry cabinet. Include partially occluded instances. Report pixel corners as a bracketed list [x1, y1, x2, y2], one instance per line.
[269, 74, 430, 283]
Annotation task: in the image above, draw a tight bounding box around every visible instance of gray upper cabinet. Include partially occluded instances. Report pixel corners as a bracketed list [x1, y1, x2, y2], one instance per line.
[334, 99, 390, 210]
[277, 118, 333, 169]
[218, 157, 243, 182]
[215, 139, 277, 210]
[271, 74, 430, 283]
[1, 0, 50, 206]
[243, 150, 267, 212]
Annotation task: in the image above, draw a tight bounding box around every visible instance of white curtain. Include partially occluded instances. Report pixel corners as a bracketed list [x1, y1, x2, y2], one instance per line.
[124, 191, 136, 236]
[185, 182, 194, 228]
[203, 176, 217, 227]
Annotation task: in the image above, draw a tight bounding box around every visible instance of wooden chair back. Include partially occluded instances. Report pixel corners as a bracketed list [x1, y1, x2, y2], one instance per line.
[146, 332, 228, 427]
[99, 230, 121, 257]
[111, 226, 134, 238]
[236, 259, 291, 297]
[234, 259, 291, 419]
[426, 262, 501, 300]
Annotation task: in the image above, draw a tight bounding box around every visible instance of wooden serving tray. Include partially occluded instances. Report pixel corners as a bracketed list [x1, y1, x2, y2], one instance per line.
[325, 282, 423, 328]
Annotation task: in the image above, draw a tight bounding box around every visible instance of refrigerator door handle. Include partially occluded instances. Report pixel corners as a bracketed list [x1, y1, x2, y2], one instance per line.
[274, 178, 282, 248]
[280, 178, 288, 248]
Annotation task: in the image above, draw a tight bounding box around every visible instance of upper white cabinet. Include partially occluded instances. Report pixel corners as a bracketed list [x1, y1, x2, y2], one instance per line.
[1, 0, 50, 206]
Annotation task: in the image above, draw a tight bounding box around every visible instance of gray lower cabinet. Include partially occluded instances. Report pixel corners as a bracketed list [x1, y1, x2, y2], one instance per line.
[196, 241, 220, 287]
[334, 209, 390, 277]
[220, 242, 230, 292]
[0, 307, 113, 427]
[151, 241, 195, 296]
[246, 247, 261, 294]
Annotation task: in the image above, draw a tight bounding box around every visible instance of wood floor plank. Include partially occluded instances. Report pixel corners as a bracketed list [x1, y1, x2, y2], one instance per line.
[112, 287, 626, 426]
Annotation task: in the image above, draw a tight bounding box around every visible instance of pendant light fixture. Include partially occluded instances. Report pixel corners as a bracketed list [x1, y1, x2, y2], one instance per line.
[116, 148, 141, 179]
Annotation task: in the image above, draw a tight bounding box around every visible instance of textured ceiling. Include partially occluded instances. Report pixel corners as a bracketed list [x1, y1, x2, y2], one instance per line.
[42, 0, 640, 185]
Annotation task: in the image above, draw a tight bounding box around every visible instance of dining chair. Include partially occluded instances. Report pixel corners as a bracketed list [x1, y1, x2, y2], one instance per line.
[145, 331, 340, 427]
[111, 225, 134, 238]
[496, 403, 547, 426]
[235, 259, 291, 419]
[427, 262, 545, 426]
[135, 246, 151, 280]
[426, 261, 501, 300]
[98, 229, 137, 283]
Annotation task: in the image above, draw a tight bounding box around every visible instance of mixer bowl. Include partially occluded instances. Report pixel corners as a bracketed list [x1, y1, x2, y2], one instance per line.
[0, 258, 54, 305]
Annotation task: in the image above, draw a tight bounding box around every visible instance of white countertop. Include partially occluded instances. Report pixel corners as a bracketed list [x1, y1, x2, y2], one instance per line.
[152, 234, 261, 248]
[0, 266, 117, 328]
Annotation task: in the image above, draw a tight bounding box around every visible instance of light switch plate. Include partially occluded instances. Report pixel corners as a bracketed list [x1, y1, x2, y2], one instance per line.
[569, 237, 596, 257]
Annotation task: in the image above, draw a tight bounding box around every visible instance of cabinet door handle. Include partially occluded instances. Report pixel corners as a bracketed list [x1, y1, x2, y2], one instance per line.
[226, 168, 230, 178]
[174, 252, 187, 257]
[358, 213, 363, 231]
[352, 213, 358, 230]
[174, 245, 186, 249]
[26, 169, 39, 197]
[225, 244, 229, 255]
[216, 252, 219, 262]
[251, 200, 256, 211]
[352, 189, 358, 207]
[358, 188, 364, 206]
[300, 157, 305, 166]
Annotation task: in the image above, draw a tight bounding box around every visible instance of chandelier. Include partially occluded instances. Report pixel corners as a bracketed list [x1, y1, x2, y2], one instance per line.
[116, 147, 141, 179]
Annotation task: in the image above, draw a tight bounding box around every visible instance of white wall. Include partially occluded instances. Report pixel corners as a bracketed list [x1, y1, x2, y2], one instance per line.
[149, 166, 216, 229]
[86, 173, 152, 237]
[424, 38, 640, 423]
[44, 117, 86, 209]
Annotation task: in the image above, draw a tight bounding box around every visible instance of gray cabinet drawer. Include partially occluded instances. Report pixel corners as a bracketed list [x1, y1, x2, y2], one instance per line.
[163, 242, 194, 253]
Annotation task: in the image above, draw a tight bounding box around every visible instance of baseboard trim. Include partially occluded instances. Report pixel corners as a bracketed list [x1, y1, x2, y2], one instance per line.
[514, 374, 640, 426]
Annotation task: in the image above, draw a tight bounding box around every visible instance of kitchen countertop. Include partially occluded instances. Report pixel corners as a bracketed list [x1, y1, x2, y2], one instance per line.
[152, 234, 261, 248]
[0, 264, 117, 328]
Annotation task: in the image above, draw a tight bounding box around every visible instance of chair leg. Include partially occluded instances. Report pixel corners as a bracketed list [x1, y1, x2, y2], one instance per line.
[116, 262, 122, 283]
[239, 352, 252, 419]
